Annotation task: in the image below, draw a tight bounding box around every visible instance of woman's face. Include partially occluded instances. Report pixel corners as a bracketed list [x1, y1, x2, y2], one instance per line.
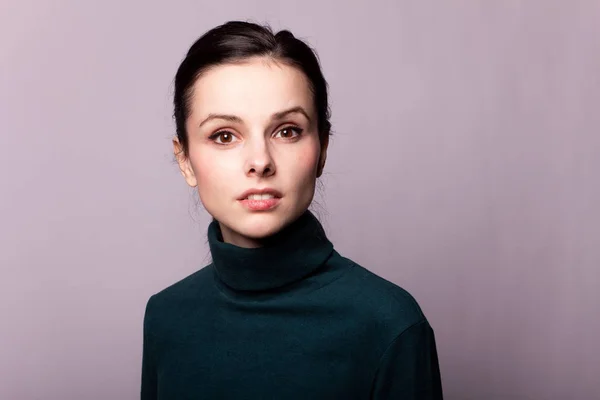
[174, 57, 328, 248]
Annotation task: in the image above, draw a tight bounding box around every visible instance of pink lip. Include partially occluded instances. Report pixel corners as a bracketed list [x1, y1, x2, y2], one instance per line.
[237, 188, 283, 211]
[237, 188, 283, 200]
[239, 197, 281, 211]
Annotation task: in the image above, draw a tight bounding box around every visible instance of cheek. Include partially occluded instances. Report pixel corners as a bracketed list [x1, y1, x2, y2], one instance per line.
[189, 150, 237, 199]
[300, 139, 321, 168]
[287, 142, 320, 180]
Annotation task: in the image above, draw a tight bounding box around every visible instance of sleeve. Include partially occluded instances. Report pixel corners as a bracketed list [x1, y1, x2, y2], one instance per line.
[370, 319, 443, 399]
[140, 296, 158, 400]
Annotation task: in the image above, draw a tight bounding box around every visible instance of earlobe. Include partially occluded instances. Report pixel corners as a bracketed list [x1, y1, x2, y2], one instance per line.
[317, 154, 327, 178]
[181, 160, 198, 187]
[316, 134, 329, 178]
[173, 138, 198, 187]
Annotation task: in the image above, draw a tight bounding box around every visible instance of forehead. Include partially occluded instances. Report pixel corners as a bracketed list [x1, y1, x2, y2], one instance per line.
[188, 57, 314, 122]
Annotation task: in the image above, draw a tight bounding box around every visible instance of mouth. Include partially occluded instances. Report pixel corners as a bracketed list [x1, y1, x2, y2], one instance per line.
[243, 193, 279, 201]
[237, 188, 283, 201]
[238, 189, 282, 211]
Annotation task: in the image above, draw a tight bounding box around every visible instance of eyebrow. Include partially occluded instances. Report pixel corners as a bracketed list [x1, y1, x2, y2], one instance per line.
[197, 106, 312, 129]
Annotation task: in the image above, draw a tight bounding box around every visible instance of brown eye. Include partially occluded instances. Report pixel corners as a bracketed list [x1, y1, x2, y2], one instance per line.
[275, 126, 303, 140]
[209, 131, 238, 145]
[219, 133, 233, 143]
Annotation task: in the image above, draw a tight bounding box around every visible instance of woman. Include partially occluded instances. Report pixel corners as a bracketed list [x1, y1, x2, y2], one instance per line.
[141, 21, 443, 399]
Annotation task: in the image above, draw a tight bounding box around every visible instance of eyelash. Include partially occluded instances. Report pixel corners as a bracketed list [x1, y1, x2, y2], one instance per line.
[208, 126, 304, 145]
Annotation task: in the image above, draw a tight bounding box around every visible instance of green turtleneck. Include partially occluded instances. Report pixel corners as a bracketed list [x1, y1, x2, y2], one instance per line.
[141, 211, 443, 399]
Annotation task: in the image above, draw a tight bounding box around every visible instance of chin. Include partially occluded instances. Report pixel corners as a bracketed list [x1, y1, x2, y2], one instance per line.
[209, 201, 309, 245]
[236, 212, 288, 239]
[211, 210, 288, 246]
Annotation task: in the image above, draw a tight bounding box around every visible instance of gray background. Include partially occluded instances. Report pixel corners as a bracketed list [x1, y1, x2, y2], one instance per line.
[1, 1, 598, 399]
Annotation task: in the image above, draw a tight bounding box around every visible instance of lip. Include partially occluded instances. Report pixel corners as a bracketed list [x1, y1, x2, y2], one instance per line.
[237, 188, 282, 211]
[237, 188, 283, 201]
[239, 197, 281, 211]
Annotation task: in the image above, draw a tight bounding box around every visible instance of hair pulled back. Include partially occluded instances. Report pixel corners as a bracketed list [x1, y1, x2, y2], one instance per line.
[173, 21, 332, 157]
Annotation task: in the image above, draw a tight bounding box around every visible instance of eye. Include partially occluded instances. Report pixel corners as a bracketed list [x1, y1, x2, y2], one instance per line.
[274, 126, 303, 140]
[209, 130, 238, 145]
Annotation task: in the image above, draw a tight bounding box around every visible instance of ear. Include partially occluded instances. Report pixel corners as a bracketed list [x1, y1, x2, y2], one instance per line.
[316, 133, 329, 178]
[173, 138, 198, 187]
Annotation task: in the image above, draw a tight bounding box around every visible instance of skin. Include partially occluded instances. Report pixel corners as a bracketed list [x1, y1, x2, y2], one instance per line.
[173, 56, 328, 248]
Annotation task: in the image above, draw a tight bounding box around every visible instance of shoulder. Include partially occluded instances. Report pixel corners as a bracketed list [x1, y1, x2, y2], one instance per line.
[144, 265, 215, 315]
[329, 252, 427, 335]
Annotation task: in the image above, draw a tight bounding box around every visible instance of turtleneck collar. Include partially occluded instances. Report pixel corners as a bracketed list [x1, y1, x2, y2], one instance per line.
[207, 210, 334, 292]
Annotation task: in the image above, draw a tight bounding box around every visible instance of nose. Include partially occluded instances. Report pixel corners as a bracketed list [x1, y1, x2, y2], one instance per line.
[244, 138, 276, 178]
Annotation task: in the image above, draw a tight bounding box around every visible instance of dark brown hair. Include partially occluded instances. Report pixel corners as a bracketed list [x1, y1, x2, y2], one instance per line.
[173, 21, 332, 157]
